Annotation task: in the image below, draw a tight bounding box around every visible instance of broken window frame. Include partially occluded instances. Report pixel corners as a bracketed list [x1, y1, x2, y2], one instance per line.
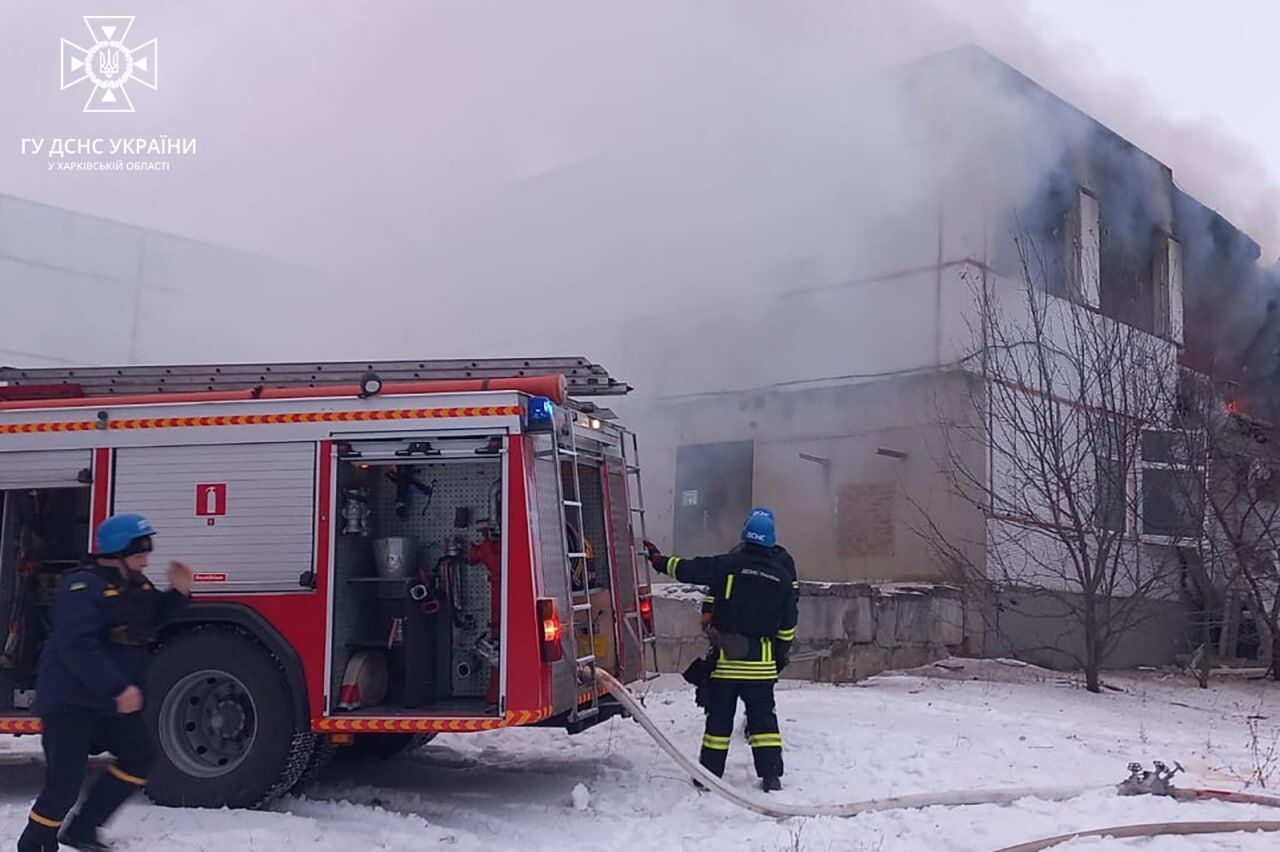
[1093, 414, 1131, 535]
[1136, 428, 1207, 544]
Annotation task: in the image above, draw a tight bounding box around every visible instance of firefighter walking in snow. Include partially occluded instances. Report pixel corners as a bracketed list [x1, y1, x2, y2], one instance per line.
[644, 507, 798, 792]
[18, 514, 192, 852]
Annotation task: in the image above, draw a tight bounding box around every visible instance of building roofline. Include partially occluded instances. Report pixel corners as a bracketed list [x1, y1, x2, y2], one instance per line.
[0, 191, 327, 278]
[903, 45, 1170, 175]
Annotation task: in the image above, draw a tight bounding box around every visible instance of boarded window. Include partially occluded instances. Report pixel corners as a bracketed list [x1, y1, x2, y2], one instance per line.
[837, 483, 895, 558]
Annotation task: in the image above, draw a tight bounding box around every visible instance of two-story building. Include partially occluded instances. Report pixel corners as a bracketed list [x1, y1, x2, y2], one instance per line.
[647, 47, 1279, 674]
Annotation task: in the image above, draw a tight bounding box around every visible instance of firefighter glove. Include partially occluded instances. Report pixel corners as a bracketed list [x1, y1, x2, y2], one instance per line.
[642, 540, 665, 571]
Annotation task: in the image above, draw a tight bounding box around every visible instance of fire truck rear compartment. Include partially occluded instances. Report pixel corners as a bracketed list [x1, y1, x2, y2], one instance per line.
[330, 450, 506, 717]
[0, 486, 92, 712]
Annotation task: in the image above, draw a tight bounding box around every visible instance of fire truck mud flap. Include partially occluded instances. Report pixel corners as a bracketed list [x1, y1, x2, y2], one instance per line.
[145, 626, 314, 808]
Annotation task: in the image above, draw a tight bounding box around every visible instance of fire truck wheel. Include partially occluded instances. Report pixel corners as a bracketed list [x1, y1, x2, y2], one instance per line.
[338, 732, 437, 761]
[145, 627, 312, 809]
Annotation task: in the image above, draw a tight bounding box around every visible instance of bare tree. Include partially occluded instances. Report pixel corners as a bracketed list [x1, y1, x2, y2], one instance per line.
[1175, 377, 1280, 681]
[918, 236, 1181, 693]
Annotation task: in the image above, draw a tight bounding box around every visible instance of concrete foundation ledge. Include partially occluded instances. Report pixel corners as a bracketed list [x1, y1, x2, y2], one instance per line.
[650, 580, 966, 683]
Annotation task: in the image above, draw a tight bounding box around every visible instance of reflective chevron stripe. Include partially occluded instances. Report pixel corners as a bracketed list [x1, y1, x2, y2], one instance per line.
[0, 405, 523, 435]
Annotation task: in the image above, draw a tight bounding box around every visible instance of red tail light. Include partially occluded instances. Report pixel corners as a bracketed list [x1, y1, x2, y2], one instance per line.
[537, 597, 564, 663]
[639, 595, 653, 633]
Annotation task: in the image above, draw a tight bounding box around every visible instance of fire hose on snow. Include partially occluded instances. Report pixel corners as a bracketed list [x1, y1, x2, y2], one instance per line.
[593, 670, 1280, 846]
[595, 669, 1097, 818]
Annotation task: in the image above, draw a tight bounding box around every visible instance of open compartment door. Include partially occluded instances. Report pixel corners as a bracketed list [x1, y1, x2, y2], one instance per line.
[605, 455, 648, 683]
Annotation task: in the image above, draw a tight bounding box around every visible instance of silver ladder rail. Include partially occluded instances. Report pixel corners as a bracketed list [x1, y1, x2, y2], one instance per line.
[554, 421, 601, 723]
[621, 429, 660, 681]
[0, 356, 630, 398]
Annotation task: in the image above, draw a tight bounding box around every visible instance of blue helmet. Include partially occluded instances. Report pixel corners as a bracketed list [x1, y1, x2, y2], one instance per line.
[96, 513, 156, 555]
[741, 507, 776, 547]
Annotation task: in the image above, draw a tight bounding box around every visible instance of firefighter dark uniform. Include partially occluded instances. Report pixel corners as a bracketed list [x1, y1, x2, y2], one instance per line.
[645, 508, 798, 791]
[19, 515, 189, 852]
[698, 546, 799, 743]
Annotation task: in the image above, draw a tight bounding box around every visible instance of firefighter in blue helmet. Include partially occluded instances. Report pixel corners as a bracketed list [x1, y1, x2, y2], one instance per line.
[645, 507, 799, 792]
[18, 514, 193, 852]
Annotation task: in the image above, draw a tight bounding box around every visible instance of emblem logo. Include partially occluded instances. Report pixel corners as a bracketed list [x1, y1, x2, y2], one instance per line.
[60, 16, 158, 113]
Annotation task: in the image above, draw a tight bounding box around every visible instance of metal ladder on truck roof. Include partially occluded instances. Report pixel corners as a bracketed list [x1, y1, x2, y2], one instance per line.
[0, 357, 631, 398]
[622, 429, 661, 681]
[552, 421, 601, 725]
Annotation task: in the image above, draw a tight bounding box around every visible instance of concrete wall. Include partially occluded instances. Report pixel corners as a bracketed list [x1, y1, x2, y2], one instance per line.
[648, 369, 987, 584]
[982, 587, 1193, 669]
[0, 194, 340, 367]
[653, 581, 1193, 680]
[652, 581, 967, 683]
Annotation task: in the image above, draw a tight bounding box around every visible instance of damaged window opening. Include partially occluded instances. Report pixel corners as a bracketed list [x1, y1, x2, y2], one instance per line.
[993, 180, 1071, 298]
[1100, 224, 1157, 333]
[1241, 457, 1280, 506]
[1139, 429, 1205, 540]
[1094, 417, 1129, 534]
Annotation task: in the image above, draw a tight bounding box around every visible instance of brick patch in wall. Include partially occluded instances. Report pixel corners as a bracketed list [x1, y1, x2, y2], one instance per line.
[837, 482, 895, 557]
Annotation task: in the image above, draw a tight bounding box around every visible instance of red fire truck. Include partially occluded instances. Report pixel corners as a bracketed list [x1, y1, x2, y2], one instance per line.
[0, 358, 655, 808]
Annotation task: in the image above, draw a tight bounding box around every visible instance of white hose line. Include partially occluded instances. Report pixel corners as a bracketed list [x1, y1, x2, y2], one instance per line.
[596, 670, 1097, 820]
[1178, 789, 1280, 808]
[995, 820, 1280, 851]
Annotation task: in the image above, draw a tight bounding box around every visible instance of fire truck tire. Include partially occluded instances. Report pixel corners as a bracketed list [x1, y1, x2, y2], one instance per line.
[336, 732, 436, 761]
[288, 735, 337, 793]
[145, 627, 314, 809]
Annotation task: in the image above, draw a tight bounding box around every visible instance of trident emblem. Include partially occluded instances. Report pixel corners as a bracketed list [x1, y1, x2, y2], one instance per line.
[98, 49, 121, 79]
[60, 16, 158, 113]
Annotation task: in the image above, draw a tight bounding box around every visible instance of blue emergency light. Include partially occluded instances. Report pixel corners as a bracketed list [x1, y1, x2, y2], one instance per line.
[526, 396, 556, 431]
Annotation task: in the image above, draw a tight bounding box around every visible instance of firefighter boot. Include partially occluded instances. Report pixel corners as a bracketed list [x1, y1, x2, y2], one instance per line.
[57, 822, 114, 852]
[761, 776, 782, 793]
[16, 818, 60, 852]
[60, 766, 141, 852]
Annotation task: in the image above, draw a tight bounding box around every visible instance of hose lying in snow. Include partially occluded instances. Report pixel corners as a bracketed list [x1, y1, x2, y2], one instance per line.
[597, 670, 1280, 829]
[994, 820, 1280, 851]
[595, 670, 1097, 819]
[1177, 789, 1280, 807]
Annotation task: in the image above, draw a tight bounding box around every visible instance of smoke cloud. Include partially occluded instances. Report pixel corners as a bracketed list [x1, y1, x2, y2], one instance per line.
[2, 1, 1277, 397]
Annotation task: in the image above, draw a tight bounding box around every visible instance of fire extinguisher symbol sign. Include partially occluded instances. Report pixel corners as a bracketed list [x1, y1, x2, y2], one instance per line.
[195, 483, 228, 525]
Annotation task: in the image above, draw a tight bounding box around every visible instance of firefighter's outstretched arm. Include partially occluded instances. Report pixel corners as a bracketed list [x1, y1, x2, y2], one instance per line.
[155, 560, 194, 625]
[642, 541, 730, 587]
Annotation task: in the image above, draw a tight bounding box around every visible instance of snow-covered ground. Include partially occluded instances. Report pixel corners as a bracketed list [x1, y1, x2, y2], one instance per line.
[3, 661, 1279, 850]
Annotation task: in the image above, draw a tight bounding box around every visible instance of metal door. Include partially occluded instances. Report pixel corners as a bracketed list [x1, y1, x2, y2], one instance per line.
[673, 441, 754, 555]
[113, 442, 316, 592]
